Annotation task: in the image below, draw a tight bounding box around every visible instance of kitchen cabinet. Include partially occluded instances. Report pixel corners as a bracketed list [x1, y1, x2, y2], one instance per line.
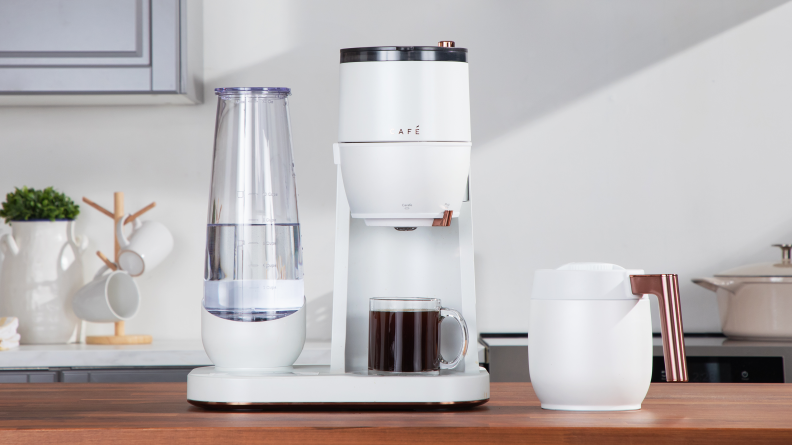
[0, 367, 197, 383]
[0, 0, 202, 105]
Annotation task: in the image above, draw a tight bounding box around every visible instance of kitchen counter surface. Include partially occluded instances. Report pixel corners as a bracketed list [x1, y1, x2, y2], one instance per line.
[0, 341, 331, 368]
[1, 382, 791, 444]
[0, 340, 211, 368]
[0, 341, 481, 370]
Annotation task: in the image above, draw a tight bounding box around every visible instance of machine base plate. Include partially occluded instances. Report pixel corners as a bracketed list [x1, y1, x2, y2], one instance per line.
[187, 365, 490, 409]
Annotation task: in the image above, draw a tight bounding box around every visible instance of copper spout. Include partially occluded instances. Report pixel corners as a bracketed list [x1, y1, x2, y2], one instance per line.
[432, 210, 453, 227]
[438, 41, 455, 48]
[630, 274, 688, 383]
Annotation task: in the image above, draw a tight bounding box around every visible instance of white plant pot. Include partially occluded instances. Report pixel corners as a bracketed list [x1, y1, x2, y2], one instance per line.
[0, 220, 87, 344]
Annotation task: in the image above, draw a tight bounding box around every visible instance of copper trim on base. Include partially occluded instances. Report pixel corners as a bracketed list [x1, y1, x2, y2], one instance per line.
[438, 41, 455, 48]
[187, 398, 488, 410]
[630, 274, 688, 382]
[432, 210, 453, 227]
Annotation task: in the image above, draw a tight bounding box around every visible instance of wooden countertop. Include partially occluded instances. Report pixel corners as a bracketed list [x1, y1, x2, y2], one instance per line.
[1, 382, 792, 444]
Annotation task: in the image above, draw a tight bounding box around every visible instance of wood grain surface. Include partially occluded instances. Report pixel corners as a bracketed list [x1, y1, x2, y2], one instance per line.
[1, 382, 791, 444]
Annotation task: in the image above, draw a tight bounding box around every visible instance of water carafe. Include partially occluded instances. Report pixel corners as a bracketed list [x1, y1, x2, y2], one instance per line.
[201, 87, 305, 369]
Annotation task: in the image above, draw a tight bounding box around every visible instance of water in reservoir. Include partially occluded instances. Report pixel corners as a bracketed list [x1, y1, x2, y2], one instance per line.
[203, 223, 303, 321]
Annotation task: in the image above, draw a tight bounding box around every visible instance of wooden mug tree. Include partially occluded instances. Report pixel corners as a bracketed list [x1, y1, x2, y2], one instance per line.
[81, 192, 156, 345]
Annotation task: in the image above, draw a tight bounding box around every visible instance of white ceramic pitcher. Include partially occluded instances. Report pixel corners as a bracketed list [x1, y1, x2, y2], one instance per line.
[0, 221, 88, 344]
[528, 263, 687, 411]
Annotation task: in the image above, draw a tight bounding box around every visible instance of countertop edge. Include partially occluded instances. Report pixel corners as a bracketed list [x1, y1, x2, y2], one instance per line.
[2, 426, 792, 445]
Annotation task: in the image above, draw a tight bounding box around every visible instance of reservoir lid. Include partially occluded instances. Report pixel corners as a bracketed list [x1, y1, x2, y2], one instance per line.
[340, 45, 467, 63]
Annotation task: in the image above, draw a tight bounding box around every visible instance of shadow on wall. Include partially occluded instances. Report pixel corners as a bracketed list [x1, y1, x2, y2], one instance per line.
[275, 0, 791, 147]
[462, 0, 791, 146]
[209, 0, 790, 151]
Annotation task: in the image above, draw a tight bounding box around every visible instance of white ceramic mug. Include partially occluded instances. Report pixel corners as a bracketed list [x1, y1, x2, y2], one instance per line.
[72, 266, 140, 323]
[115, 216, 174, 277]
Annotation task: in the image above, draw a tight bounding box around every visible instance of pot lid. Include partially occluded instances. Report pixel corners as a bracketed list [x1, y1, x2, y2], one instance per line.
[715, 244, 792, 277]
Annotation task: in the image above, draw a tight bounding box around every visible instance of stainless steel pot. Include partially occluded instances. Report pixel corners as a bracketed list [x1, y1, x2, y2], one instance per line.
[693, 244, 792, 341]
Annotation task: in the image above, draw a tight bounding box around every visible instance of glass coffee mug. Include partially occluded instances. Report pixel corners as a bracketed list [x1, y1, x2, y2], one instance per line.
[368, 297, 469, 375]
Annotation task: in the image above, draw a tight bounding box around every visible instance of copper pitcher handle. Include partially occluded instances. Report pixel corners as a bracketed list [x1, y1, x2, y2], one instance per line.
[630, 274, 688, 383]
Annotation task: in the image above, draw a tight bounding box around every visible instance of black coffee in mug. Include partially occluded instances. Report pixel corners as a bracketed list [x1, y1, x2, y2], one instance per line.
[368, 297, 469, 376]
[369, 309, 439, 373]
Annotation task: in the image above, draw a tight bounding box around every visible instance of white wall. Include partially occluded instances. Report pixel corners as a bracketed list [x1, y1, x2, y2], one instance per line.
[1, 0, 791, 340]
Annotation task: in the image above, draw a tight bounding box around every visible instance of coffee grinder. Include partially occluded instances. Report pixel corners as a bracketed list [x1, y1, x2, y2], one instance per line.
[188, 42, 489, 407]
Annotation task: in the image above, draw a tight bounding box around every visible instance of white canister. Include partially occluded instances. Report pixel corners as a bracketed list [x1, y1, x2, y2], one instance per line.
[0, 220, 87, 344]
[529, 263, 687, 411]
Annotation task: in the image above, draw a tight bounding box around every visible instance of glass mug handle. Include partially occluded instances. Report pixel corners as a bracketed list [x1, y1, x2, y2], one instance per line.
[439, 307, 469, 369]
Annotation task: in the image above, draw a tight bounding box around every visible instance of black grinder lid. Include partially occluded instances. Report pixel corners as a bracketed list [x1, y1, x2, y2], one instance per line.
[340, 42, 467, 63]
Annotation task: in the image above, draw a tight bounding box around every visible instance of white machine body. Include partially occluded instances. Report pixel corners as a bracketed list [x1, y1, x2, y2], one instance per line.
[188, 44, 489, 407]
[334, 142, 470, 226]
[337, 56, 471, 226]
[188, 365, 488, 406]
[338, 61, 470, 142]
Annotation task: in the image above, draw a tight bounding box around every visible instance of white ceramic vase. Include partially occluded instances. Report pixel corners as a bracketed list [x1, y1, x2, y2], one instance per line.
[0, 220, 87, 344]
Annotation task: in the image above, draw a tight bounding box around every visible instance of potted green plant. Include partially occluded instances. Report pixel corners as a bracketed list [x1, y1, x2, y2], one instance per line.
[0, 186, 81, 222]
[0, 187, 88, 344]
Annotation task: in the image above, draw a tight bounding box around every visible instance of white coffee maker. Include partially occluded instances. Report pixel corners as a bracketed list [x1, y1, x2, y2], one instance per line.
[188, 42, 489, 407]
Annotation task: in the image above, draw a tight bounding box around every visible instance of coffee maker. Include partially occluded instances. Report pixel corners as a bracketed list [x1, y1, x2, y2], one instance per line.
[187, 42, 489, 407]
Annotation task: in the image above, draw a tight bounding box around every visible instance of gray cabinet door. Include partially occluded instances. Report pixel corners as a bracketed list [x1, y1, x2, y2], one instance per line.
[61, 368, 193, 383]
[0, 0, 181, 93]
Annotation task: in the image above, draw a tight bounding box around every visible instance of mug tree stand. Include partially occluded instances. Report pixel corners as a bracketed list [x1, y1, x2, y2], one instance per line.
[82, 192, 155, 345]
